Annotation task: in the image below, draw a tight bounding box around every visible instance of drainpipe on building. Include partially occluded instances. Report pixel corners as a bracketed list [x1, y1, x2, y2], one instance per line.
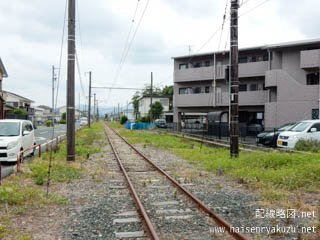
[213, 53, 216, 107]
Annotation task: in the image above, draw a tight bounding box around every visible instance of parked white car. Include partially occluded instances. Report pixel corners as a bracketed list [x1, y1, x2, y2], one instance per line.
[0, 120, 36, 162]
[277, 120, 320, 149]
[79, 117, 88, 127]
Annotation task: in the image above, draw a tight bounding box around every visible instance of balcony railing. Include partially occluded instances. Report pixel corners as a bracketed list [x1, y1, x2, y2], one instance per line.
[300, 49, 320, 69]
[175, 61, 268, 83]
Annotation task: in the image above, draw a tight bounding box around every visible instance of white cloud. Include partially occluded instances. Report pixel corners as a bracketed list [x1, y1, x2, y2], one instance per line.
[0, 0, 319, 110]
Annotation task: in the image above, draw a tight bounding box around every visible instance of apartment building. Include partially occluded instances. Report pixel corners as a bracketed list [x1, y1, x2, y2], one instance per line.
[173, 38, 320, 129]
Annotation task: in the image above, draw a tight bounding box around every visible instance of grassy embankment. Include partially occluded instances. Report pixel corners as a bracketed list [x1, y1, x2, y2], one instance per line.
[109, 122, 320, 206]
[0, 122, 104, 240]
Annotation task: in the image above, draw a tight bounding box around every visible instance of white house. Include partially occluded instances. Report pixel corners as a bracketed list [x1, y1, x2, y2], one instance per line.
[57, 106, 83, 120]
[138, 95, 170, 118]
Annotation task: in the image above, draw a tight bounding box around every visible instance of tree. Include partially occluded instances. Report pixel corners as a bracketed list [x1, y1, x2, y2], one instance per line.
[62, 112, 66, 120]
[131, 92, 140, 113]
[120, 115, 128, 124]
[13, 109, 26, 115]
[161, 85, 173, 96]
[142, 84, 162, 96]
[161, 85, 173, 110]
[150, 101, 163, 120]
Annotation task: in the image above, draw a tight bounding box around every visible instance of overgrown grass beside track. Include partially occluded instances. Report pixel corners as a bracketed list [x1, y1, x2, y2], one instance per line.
[110, 123, 320, 204]
[0, 122, 104, 240]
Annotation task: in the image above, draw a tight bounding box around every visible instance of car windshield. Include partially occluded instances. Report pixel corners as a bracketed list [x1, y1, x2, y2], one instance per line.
[0, 122, 20, 136]
[289, 122, 312, 132]
[278, 124, 294, 131]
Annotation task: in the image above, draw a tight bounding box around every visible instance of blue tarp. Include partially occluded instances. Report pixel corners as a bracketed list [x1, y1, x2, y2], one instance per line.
[125, 121, 156, 130]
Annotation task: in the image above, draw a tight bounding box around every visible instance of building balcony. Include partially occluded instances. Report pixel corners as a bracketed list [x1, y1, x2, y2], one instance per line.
[175, 90, 268, 107]
[265, 69, 280, 88]
[300, 49, 320, 69]
[174, 66, 215, 83]
[174, 61, 268, 83]
[174, 93, 213, 107]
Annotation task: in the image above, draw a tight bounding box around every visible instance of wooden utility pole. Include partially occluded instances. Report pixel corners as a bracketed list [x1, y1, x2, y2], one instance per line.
[93, 93, 96, 122]
[88, 71, 92, 127]
[66, 0, 76, 161]
[230, 0, 239, 157]
[150, 72, 153, 123]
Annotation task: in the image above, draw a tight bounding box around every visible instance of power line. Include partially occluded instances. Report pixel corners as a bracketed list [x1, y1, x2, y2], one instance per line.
[47, 0, 68, 198]
[106, 0, 151, 104]
[239, 0, 272, 18]
[75, 50, 86, 97]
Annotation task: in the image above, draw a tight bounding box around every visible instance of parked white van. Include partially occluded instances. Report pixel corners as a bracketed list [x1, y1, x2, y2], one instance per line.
[277, 120, 320, 149]
[0, 120, 36, 162]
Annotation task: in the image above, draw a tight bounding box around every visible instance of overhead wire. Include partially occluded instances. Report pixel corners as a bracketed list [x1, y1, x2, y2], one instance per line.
[106, 0, 151, 104]
[47, 0, 68, 198]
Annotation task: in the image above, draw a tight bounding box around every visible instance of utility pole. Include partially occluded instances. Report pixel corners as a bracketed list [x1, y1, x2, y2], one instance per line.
[78, 92, 80, 118]
[88, 71, 92, 127]
[113, 107, 115, 121]
[96, 100, 99, 120]
[127, 100, 129, 117]
[230, 0, 239, 157]
[93, 93, 96, 122]
[66, 0, 76, 161]
[52, 66, 57, 127]
[150, 72, 153, 123]
[118, 103, 120, 121]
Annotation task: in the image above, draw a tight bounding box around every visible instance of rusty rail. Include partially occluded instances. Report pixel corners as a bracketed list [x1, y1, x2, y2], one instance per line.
[106, 123, 249, 240]
[105, 128, 160, 240]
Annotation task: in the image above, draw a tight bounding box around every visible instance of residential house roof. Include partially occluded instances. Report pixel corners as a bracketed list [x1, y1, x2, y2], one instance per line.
[172, 38, 320, 59]
[0, 57, 8, 78]
[37, 105, 52, 110]
[3, 90, 34, 103]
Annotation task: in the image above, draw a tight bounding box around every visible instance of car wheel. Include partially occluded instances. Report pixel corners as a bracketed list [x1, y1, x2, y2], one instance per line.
[31, 143, 36, 156]
[19, 152, 24, 164]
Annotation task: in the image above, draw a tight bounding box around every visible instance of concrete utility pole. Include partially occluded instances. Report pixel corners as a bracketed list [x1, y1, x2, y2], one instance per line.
[93, 93, 96, 122]
[52, 66, 58, 127]
[78, 92, 80, 118]
[66, 0, 76, 161]
[230, 0, 239, 157]
[118, 103, 120, 121]
[150, 72, 153, 123]
[96, 100, 99, 121]
[88, 71, 92, 127]
[127, 100, 129, 117]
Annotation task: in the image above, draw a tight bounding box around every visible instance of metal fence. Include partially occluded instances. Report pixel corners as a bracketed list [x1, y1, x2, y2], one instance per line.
[165, 122, 264, 144]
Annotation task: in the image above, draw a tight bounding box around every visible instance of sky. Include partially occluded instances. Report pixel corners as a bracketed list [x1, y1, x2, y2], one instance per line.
[0, 0, 320, 112]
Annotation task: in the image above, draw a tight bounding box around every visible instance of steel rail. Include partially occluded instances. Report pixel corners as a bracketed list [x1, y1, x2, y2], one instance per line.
[106, 124, 249, 240]
[104, 128, 160, 240]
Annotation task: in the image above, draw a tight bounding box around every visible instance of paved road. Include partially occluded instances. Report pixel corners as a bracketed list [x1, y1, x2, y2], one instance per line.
[1, 122, 80, 180]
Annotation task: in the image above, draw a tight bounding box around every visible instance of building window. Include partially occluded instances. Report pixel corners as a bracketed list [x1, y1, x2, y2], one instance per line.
[251, 56, 257, 62]
[205, 61, 210, 67]
[307, 72, 319, 85]
[312, 109, 319, 120]
[193, 62, 201, 68]
[193, 87, 201, 94]
[205, 86, 210, 93]
[263, 54, 269, 61]
[239, 56, 248, 63]
[187, 87, 193, 94]
[179, 63, 188, 70]
[159, 99, 169, 106]
[179, 88, 187, 94]
[239, 84, 247, 92]
[249, 84, 257, 91]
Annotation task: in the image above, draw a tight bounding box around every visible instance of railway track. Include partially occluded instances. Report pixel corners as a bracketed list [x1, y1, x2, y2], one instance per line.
[104, 123, 249, 240]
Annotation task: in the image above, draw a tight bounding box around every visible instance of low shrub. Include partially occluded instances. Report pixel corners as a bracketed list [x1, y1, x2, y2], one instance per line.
[59, 120, 66, 124]
[295, 139, 320, 153]
[46, 120, 52, 127]
[120, 115, 128, 125]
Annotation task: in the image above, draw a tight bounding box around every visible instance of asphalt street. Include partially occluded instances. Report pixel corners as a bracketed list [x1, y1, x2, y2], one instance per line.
[1, 122, 80, 180]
